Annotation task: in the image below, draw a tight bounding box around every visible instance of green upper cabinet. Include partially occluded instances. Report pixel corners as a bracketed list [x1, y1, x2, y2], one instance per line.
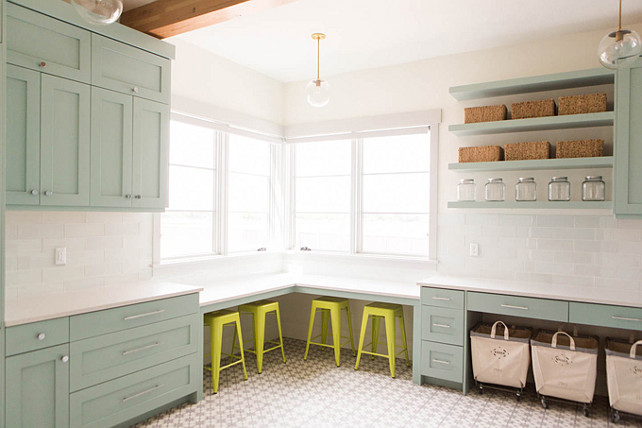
[6, 65, 41, 205]
[92, 34, 171, 104]
[132, 98, 169, 209]
[40, 74, 91, 207]
[615, 57, 642, 215]
[6, 344, 70, 428]
[90, 87, 134, 208]
[6, 3, 91, 83]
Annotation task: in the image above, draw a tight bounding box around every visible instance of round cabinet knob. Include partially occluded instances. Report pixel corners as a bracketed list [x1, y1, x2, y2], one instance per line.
[39, 61, 47, 68]
[124, 194, 131, 199]
[132, 87, 139, 94]
[30, 189, 39, 196]
[134, 195, 142, 199]
[37, 332, 46, 341]
[44, 191, 53, 197]
[61, 356, 69, 363]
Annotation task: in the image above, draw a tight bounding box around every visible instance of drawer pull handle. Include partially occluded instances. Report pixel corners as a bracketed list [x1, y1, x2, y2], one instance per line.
[37, 332, 46, 341]
[432, 297, 451, 301]
[124, 309, 165, 321]
[612, 316, 642, 323]
[432, 323, 451, 329]
[61, 355, 69, 363]
[432, 359, 450, 365]
[122, 384, 161, 403]
[500, 304, 528, 311]
[122, 342, 161, 356]
[39, 61, 47, 68]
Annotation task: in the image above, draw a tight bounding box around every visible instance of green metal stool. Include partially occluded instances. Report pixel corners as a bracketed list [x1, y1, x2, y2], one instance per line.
[354, 302, 410, 378]
[203, 309, 248, 394]
[303, 296, 356, 366]
[236, 300, 286, 373]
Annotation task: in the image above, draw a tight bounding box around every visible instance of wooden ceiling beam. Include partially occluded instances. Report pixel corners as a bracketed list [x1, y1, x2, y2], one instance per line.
[120, 0, 297, 39]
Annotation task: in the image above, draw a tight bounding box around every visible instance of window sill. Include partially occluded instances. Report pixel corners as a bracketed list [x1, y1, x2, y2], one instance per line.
[283, 250, 438, 266]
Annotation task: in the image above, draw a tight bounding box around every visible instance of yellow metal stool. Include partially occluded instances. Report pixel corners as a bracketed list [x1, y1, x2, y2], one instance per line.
[303, 296, 356, 366]
[203, 310, 248, 394]
[237, 300, 286, 373]
[354, 302, 410, 378]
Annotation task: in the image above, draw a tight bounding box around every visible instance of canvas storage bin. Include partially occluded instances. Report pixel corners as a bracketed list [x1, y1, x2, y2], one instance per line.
[504, 141, 551, 161]
[458, 146, 504, 163]
[558, 93, 607, 115]
[471, 321, 532, 388]
[556, 139, 604, 159]
[464, 105, 507, 123]
[606, 339, 642, 416]
[511, 99, 556, 119]
[531, 330, 598, 404]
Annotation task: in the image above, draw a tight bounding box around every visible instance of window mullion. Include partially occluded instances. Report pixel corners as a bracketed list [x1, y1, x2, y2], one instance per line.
[218, 132, 229, 255]
[351, 138, 363, 254]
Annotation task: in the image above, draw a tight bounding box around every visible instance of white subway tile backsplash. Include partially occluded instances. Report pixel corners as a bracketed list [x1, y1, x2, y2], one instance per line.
[6, 211, 153, 295]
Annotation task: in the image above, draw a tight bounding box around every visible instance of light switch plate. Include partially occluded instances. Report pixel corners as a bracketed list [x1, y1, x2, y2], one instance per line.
[55, 247, 66, 265]
[469, 243, 479, 257]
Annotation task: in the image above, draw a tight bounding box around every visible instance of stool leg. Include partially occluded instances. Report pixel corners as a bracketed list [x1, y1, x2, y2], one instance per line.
[211, 321, 223, 393]
[384, 314, 396, 378]
[371, 316, 381, 360]
[230, 326, 238, 364]
[398, 313, 411, 368]
[321, 309, 329, 346]
[253, 312, 265, 374]
[235, 318, 248, 381]
[345, 305, 356, 357]
[330, 307, 341, 367]
[275, 306, 286, 364]
[355, 312, 369, 371]
[303, 305, 317, 361]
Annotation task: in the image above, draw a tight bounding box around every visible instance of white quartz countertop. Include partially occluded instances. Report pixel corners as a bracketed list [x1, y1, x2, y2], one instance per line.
[5, 281, 203, 327]
[418, 275, 642, 309]
[199, 273, 420, 307]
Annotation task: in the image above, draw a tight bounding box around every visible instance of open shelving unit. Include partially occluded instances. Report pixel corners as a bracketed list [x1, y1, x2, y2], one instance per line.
[448, 201, 613, 210]
[448, 156, 613, 172]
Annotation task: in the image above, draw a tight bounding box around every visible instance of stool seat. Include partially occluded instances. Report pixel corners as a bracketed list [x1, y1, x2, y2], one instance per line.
[304, 296, 355, 366]
[203, 309, 247, 394]
[354, 302, 410, 378]
[237, 300, 286, 373]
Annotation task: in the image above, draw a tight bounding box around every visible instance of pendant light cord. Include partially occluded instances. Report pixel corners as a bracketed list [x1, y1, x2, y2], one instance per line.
[317, 37, 320, 81]
[619, 0, 622, 30]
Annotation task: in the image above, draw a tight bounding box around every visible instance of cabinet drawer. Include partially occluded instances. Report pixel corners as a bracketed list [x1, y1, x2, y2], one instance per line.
[92, 34, 170, 104]
[6, 317, 69, 356]
[7, 3, 91, 83]
[420, 341, 463, 383]
[70, 355, 199, 428]
[70, 293, 199, 341]
[467, 292, 568, 322]
[569, 302, 642, 330]
[421, 287, 464, 309]
[70, 314, 199, 391]
[421, 306, 464, 346]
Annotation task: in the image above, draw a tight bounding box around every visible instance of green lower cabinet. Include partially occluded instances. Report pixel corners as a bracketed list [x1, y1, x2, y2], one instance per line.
[6, 344, 70, 428]
[615, 56, 642, 215]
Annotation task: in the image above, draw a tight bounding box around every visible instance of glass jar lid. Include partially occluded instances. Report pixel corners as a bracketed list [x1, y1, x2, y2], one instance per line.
[551, 176, 569, 181]
[518, 177, 535, 182]
[487, 178, 503, 183]
[459, 178, 475, 184]
[585, 176, 603, 181]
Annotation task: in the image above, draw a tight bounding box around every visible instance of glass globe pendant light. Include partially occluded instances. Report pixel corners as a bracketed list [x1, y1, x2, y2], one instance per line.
[306, 33, 330, 107]
[71, 0, 123, 26]
[598, 0, 641, 69]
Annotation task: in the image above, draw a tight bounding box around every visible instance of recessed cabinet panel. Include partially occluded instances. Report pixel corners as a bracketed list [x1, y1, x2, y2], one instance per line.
[6, 344, 70, 428]
[615, 57, 642, 215]
[90, 87, 133, 208]
[6, 65, 41, 205]
[132, 98, 169, 209]
[40, 74, 90, 207]
[6, 3, 91, 83]
[92, 34, 170, 103]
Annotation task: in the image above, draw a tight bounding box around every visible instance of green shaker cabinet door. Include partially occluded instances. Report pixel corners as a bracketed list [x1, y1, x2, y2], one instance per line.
[40, 74, 91, 207]
[6, 344, 70, 428]
[132, 98, 169, 209]
[90, 88, 133, 208]
[615, 57, 642, 215]
[6, 3, 91, 83]
[6, 65, 41, 205]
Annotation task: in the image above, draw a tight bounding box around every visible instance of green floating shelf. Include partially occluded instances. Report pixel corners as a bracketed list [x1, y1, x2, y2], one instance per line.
[449, 112, 614, 136]
[448, 201, 613, 210]
[449, 68, 614, 101]
[449, 156, 613, 172]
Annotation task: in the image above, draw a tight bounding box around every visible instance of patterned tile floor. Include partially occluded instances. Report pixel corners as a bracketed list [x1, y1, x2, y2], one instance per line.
[134, 338, 641, 428]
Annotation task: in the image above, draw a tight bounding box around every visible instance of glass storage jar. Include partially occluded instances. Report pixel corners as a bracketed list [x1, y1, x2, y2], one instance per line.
[548, 177, 571, 201]
[582, 176, 605, 201]
[515, 177, 537, 201]
[485, 178, 505, 201]
[457, 179, 476, 201]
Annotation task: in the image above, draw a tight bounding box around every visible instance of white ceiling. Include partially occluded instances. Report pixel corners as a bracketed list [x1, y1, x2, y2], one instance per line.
[161, 0, 642, 82]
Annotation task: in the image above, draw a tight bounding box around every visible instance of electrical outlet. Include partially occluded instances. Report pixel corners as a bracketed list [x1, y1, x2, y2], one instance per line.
[469, 243, 479, 257]
[55, 247, 66, 266]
